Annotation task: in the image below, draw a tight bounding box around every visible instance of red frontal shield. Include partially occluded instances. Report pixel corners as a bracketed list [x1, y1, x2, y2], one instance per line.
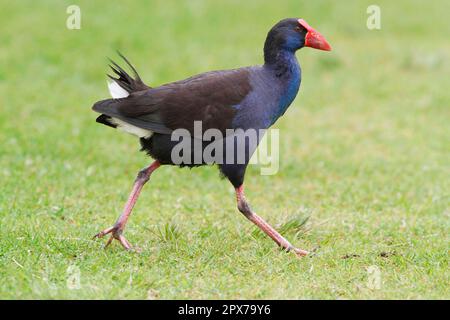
[298, 19, 332, 51]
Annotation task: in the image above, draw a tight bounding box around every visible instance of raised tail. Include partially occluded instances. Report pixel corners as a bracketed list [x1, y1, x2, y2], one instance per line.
[107, 52, 150, 97]
[92, 53, 153, 137]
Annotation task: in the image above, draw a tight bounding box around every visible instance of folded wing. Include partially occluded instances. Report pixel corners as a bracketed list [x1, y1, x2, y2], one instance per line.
[93, 62, 252, 136]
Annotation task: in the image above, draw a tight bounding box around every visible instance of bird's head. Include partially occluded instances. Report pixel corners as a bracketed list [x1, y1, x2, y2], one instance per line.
[264, 18, 332, 56]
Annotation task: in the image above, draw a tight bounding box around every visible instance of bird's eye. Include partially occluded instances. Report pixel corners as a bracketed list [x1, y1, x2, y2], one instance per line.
[295, 26, 301, 32]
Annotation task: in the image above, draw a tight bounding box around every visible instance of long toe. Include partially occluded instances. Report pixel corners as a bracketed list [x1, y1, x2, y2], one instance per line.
[293, 248, 309, 258]
[118, 235, 132, 250]
[93, 226, 114, 239]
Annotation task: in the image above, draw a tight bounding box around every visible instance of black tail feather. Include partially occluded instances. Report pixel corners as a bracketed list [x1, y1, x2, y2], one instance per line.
[96, 114, 117, 128]
[107, 52, 150, 93]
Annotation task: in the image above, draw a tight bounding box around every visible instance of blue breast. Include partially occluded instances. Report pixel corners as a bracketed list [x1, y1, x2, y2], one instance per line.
[270, 59, 301, 125]
[230, 59, 302, 130]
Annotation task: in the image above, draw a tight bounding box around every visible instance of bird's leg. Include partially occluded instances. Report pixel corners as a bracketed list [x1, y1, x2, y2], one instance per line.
[235, 185, 309, 257]
[93, 160, 161, 250]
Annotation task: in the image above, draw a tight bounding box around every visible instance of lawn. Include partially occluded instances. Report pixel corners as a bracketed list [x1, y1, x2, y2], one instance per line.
[0, 0, 449, 299]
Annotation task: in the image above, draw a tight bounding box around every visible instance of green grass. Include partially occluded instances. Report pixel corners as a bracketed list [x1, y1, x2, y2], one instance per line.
[0, 0, 449, 299]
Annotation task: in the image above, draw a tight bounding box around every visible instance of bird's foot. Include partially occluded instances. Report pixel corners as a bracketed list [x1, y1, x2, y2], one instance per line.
[292, 247, 309, 258]
[93, 225, 134, 251]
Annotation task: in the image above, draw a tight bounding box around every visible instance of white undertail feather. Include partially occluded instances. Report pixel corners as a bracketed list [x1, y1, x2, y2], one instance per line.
[106, 81, 151, 138]
[107, 80, 129, 98]
[109, 117, 153, 138]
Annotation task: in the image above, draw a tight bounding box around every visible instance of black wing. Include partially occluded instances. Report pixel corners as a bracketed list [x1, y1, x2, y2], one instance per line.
[93, 65, 252, 135]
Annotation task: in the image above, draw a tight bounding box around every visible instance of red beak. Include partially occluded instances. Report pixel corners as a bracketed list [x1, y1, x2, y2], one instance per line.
[298, 19, 332, 51]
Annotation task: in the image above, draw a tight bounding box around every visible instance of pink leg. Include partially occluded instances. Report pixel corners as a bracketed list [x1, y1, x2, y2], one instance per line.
[93, 161, 161, 250]
[235, 185, 309, 257]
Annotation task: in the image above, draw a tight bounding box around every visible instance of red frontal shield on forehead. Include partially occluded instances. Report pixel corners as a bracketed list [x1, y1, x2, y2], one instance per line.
[298, 19, 332, 51]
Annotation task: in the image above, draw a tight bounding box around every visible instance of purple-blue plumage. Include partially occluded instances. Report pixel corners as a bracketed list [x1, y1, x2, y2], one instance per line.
[91, 18, 331, 256]
[231, 53, 301, 130]
[92, 18, 316, 182]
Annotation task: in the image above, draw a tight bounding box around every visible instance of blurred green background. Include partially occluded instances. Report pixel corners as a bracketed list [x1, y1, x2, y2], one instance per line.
[0, 0, 449, 299]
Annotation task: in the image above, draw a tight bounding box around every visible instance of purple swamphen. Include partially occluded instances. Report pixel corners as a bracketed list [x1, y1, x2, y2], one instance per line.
[92, 18, 331, 257]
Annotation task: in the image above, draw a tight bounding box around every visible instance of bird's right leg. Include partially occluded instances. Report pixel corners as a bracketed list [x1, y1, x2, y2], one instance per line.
[93, 160, 161, 250]
[235, 185, 309, 257]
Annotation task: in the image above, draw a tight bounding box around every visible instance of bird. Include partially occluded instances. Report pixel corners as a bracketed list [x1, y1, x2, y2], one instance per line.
[92, 18, 331, 257]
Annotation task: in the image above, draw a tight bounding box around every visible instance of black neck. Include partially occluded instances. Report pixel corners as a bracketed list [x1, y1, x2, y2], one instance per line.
[264, 35, 282, 65]
[264, 45, 298, 77]
[264, 32, 300, 73]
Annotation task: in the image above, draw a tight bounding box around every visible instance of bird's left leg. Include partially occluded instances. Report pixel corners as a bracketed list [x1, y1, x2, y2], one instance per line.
[235, 185, 309, 257]
[93, 160, 161, 250]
